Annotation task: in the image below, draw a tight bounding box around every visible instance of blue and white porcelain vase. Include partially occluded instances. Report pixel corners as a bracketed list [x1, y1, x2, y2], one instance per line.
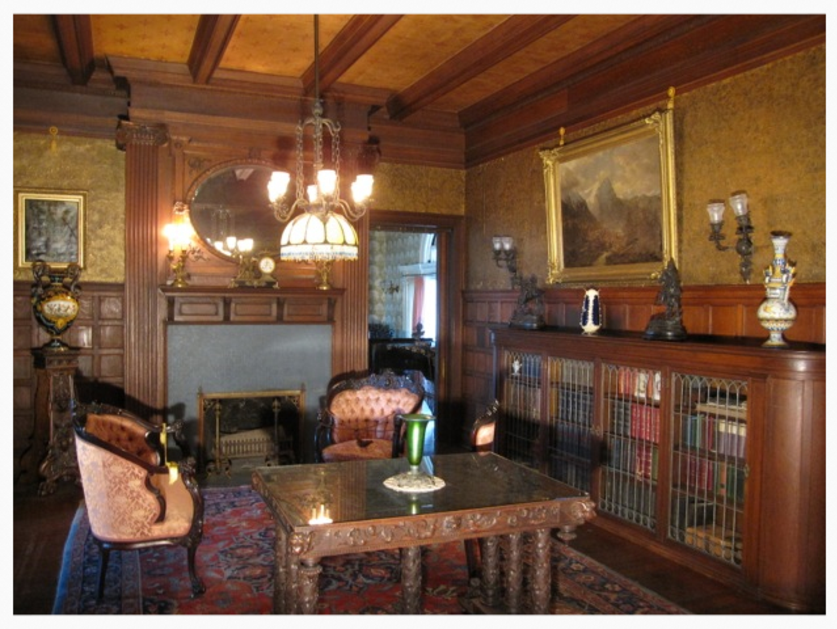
[580, 288, 602, 334]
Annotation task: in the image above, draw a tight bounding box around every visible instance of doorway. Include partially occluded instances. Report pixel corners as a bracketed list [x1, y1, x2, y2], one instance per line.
[368, 211, 465, 449]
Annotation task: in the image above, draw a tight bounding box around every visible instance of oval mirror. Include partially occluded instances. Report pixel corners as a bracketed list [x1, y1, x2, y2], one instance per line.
[188, 160, 282, 260]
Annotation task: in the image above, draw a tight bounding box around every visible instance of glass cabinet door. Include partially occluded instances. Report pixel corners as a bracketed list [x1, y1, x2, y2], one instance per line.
[547, 357, 594, 492]
[669, 373, 747, 567]
[499, 350, 543, 468]
[599, 363, 661, 532]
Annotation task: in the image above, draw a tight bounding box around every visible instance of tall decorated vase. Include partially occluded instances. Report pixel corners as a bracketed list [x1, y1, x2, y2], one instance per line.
[756, 231, 797, 347]
[31, 261, 82, 351]
[580, 288, 602, 334]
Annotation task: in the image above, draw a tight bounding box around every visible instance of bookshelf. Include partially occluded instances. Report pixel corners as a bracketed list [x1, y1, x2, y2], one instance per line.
[491, 326, 824, 612]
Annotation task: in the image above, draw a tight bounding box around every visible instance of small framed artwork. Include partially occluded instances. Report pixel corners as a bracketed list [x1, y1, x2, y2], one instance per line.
[15, 189, 86, 270]
[540, 107, 678, 283]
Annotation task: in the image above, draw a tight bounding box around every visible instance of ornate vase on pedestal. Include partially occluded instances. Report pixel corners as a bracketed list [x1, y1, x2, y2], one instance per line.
[31, 261, 81, 350]
[24, 261, 82, 492]
[757, 231, 797, 347]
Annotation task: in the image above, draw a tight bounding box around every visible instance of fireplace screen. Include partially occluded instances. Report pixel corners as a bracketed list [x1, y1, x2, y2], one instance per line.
[198, 387, 305, 475]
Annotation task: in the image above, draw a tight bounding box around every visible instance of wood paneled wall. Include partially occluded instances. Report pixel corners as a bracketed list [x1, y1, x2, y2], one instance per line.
[13, 281, 126, 482]
[13, 280, 825, 478]
[461, 282, 825, 445]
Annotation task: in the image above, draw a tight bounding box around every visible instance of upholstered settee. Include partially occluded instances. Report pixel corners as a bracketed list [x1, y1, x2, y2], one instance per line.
[314, 372, 424, 463]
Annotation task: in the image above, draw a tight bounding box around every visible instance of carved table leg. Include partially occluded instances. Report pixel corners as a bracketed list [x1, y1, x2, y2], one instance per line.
[401, 545, 423, 614]
[530, 528, 552, 614]
[298, 559, 322, 614]
[286, 543, 299, 614]
[504, 532, 523, 613]
[480, 536, 500, 608]
[273, 527, 288, 613]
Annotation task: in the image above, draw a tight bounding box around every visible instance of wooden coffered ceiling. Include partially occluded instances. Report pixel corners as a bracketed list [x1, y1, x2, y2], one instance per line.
[13, 14, 825, 168]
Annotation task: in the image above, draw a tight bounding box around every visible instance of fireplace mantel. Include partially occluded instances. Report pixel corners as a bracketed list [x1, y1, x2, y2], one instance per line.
[160, 286, 343, 324]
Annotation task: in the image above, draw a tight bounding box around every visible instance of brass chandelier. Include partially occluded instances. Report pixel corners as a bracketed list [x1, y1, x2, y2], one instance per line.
[267, 15, 373, 283]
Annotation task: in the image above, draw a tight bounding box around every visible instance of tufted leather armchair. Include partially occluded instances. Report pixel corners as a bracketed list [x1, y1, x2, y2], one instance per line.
[314, 372, 424, 463]
[72, 402, 205, 599]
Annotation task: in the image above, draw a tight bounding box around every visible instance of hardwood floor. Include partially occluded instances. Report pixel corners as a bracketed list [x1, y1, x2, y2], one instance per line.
[13, 477, 790, 615]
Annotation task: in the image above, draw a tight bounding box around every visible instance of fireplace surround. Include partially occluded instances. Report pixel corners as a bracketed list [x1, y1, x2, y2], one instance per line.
[166, 323, 331, 464]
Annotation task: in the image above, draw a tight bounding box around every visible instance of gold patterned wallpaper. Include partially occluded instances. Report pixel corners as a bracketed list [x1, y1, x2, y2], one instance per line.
[466, 45, 826, 290]
[372, 162, 465, 215]
[13, 132, 125, 283]
[369, 231, 426, 334]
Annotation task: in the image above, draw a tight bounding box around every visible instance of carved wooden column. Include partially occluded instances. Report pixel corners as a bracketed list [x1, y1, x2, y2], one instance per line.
[116, 122, 169, 418]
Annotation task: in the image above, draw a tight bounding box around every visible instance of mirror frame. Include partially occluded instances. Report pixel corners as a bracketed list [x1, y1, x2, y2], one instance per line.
[186, 158, 281, 263]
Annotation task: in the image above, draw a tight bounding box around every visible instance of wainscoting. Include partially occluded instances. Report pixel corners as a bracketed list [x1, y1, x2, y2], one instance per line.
[13, 280, 825, 481]
[13, 282, 125, 482]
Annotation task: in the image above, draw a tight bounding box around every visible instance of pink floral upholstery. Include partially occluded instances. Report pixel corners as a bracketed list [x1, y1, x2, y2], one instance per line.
[317, 373, 423, 463]
[75, 437, 193, 542]
[72, 403, 205, 597]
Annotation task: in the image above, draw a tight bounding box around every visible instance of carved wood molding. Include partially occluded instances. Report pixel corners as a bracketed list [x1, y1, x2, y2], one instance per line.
[263, 499, 596, 558]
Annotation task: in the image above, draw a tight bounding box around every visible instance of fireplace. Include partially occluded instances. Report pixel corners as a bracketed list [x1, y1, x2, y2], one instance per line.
[198, 388, 304, 475]
[166, 323, 332, 464]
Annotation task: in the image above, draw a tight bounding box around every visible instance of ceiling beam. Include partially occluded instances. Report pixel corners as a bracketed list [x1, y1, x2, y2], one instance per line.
[386, 15, 575, 121]
[464, 14, 826, 167]
[306, 15, 403, 97]
[188, 15, 241, 84]
[459, 14, 707, 129]
[52, 15, 95, 86]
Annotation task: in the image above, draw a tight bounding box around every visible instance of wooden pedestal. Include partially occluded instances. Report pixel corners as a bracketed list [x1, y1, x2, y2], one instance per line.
[21, 348, 80, 495]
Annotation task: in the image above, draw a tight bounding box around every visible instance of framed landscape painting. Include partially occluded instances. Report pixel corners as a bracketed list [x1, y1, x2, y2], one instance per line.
[16, 189, 86, 270]
[540, 108, 678, 283]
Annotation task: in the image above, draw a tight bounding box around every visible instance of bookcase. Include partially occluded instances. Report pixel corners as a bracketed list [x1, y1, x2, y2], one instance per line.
[491, 326, 825, 612]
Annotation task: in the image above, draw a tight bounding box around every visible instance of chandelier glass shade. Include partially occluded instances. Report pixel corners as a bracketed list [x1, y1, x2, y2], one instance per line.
[278, 210, 359, 262]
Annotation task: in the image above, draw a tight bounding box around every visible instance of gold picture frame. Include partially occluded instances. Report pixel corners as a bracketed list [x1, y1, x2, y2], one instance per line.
[540, 108, 677, 284]
[15, 189, 86, 270]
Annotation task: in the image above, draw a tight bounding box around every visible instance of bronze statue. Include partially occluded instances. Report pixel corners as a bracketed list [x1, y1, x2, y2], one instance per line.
[510, 274, 545, 330]
[643, 260, 687, 341]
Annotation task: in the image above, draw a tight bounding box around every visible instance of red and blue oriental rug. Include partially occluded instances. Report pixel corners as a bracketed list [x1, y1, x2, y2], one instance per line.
[53, 485, 686, 614]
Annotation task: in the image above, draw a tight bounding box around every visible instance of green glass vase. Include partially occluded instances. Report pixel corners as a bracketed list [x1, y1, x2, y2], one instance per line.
[401, 413, 433, 470]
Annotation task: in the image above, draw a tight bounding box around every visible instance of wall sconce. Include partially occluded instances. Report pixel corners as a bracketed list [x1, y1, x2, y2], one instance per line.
[707, 192, 754, 283]
[163, 202, 198, 287]
[492, 235, 518, 285]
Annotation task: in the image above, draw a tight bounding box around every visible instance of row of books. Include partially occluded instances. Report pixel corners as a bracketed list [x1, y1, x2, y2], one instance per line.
[683, 524, 743, 565]
[548, 422, 592, 458]
[608, 399, 661, 443]
[600, 472, 657, 529]
[548, 457, 591, 492]
[505, 383, 542, 421]
[605, 437, 659, 481]
[551, 385, 594, 425]
[674, 453, 746, 500]
[609, 366, 662, 402]
[548, 358, 594, 386]
[680, 413, 747, 458]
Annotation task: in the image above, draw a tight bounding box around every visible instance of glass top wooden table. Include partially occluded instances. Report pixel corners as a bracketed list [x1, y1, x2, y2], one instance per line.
[251, 452, 595, 614]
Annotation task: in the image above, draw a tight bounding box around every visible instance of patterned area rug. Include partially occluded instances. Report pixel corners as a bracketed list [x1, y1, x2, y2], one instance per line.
[53, 485, 686, 614]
